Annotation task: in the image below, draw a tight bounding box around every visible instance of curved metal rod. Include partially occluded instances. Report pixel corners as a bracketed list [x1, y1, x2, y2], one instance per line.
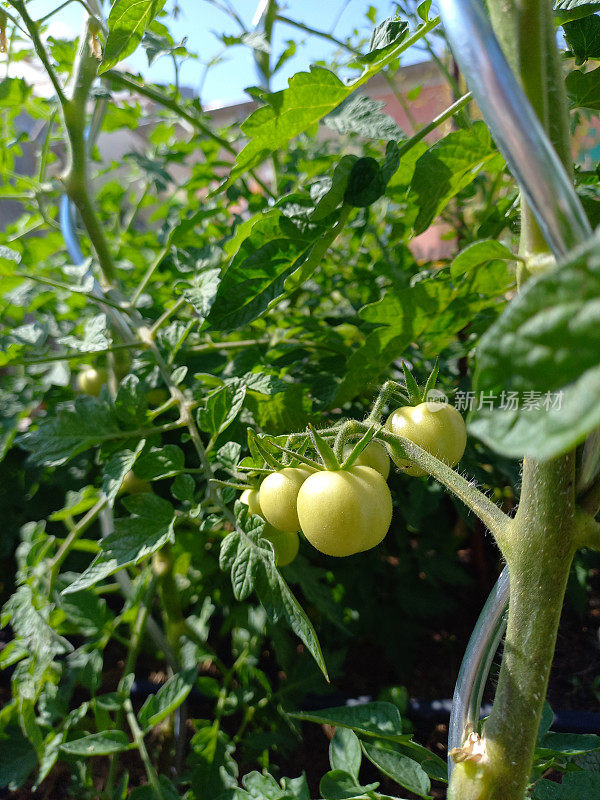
[447, 567, 509, 763]
[438, 0, 591, 259]
[437, 0, 593, 780]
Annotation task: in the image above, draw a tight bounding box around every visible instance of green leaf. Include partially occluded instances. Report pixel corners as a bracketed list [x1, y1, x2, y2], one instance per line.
[138, 669, 197, 731]
[566, 65, 600, 109]
[319, 770, 379, 800]
[2, 585, 71, 657]
[17, 396, 121, 466]
[395, 741, 447, 782]
[324, 94, 405, 141]
[329, 728, 362, 779]
[242, 771, 292, 799]
[451, 240, 516, 279]
[58, 590, 113, 637]
[102, 442, 145, 505]
[62, 495, 175, 593]
[198, 382, 246, 437]
[59, 314, 110, 353]
[182, 268, 221, 321]
[60, 730, 130, 756]
[220, 527, 328, 678]
[362, 741, 431, 799]
[290, 702, 405, 742]
[555, 0, 600, 22]
[470, 230, 600, 459]
[537, 731, 600, 755]
[114, 375, 148, 427]
[335, 270, 504, 405]
[312, 156, 358, 221]
[171, 473, 196, 501]
[531, 771, 600, 799]
[564, 14, 600, 62]
[100, 0, 168, 74]
[410, 122, 501, 234]
[134, 445, 185, 479]
[366, 17, 409, 61]
[0, 726, 38, 790]
[49, 486, 101, 521]
[219, 20, 413, 191]
[206, 210, 318, 331]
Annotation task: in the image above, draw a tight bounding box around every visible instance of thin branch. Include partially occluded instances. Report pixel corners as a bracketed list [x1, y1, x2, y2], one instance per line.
[396, 92, 473, 159]
[7, 1, 66, 101]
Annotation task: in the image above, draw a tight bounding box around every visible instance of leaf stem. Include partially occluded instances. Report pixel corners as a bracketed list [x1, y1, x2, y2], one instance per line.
[396, 92, 472, 159]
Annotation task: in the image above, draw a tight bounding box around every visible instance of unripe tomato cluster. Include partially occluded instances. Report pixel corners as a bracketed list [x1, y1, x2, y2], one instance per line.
[240, 402, 466, 564]
[241, 441, 394, 561]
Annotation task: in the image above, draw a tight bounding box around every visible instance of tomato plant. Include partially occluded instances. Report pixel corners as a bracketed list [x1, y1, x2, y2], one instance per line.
[1, 0, 600, 799]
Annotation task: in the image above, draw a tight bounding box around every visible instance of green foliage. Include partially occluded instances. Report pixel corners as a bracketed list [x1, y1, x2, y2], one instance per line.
[1, 1, 598, 798]
[471, 230, 600, 459]
[101, 0, 168, 73]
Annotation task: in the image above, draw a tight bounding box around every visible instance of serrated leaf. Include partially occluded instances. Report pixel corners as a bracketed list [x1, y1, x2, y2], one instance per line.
[335, 273, 496, 405]
[102, 442, 145, 505]
[134, 445, 185, 479]
[198, 382, 246, 437]
[62, 496, 175, 593]
[362, 741, 431, 799]
[206, 210, 317, 331]
[182, 268, 221, 320]
[138, 669, 197, 731]
[324, 94, 405, 141]
[451, 240, 516, 279]
[554, 0, 600, 22]
[220, 20, 413, 191]
[17, 396, 122, 466]
[566, 65, 600, 109]
[564, 14, 600, 62]
[220, 528, 328, 678]
[114, 375, 148, 426]
[49, 486, 101, 521]
[59, 314, 110, 352]
[60, 730, 130, 756]
[410, 122, 501, 234]
[470, 230, 600, 459]
[290, 702, 405, 741]
[2, 586, 72, 658]
[242, 371, 288, 395]
[100, 0, 168, 74]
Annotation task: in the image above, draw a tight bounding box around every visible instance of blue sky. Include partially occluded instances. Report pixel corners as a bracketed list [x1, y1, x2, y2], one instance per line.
[30, 0, 424, 108]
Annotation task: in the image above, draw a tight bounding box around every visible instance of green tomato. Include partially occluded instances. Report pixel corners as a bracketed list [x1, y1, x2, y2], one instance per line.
[119, 470, 152, 496]
[259, 467, 313, 532]
[343, 440, 390, 480]
[261, 524, 299, 567]
[297, 466, 393, 557]
[76, 367, 108, 396]
[385, 402, 467, 476]
[240, 488, 263, 517]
